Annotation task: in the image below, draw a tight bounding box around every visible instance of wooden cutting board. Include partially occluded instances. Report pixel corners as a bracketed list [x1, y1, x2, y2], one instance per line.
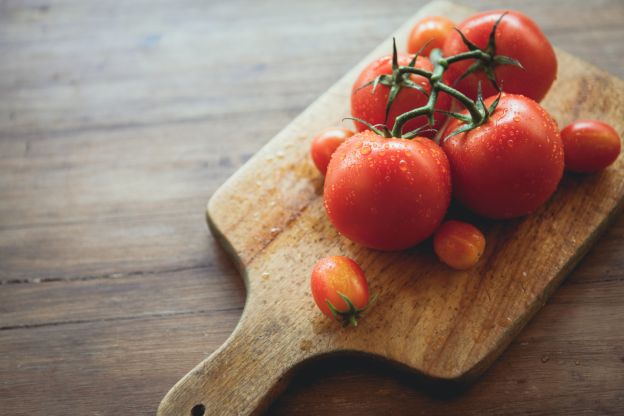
[158, 1, 624, 415]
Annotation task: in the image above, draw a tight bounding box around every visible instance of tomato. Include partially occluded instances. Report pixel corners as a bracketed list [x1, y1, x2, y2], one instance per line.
[324, 130, 451, 250]
[310, 127, 354, 175]
[433, 220, 486, 270]
[442, 93, 564, 219]
[310, 255, 371, 326]
[407, 16, 455, 57]
[560, 120, 621, 173]
[351, 54, 450, 137]
[442, 10, 557, 102]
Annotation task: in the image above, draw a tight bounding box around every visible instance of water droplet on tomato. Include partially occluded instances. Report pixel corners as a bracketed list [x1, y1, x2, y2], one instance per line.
[513, 116, 521, 122]
[399, 159, 408, 171]
[360, 145, 371, 155]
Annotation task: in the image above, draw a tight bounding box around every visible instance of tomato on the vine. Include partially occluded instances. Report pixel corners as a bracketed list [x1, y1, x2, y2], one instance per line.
[310, 127, 354, 175]
[407, 15, 455, 57]
[310, 255, 372, 326]
[324, 130, 451, 250]
[442, 10, 557, 102]
[442, 93, 564, 219]
[351, 54, 450, 137]
[560, 120, 621, 173]
[434, 220, 486, 270]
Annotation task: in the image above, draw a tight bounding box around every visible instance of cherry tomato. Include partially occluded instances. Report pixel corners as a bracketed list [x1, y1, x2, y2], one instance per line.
[310, 127, 354, 175]
[310, 255, 371, 326]
[442, 10, 557, 102]
[351, 54, 450, 137]
[560, 120, 621, 173]
[442, 93, 564, 219]
[433, 220, 486, 270]
[407, 16, 455, 57]
[324, 130, 451, 250]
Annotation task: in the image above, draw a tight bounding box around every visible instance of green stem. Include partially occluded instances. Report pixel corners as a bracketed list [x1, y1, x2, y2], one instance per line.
[436, 82, 483, 124]
[429, 48, 446, 83]
[391, 49, 485, 137]
[397, 66, 433, 78]
[444, 49, 490, 65]
[391, 97, 434, 137]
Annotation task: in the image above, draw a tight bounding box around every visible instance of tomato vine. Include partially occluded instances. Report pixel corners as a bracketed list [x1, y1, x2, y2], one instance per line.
[355, 13, 523, 140]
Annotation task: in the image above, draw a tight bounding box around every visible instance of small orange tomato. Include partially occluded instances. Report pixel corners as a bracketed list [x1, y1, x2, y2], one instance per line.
[433, 220, 485, 270]
[560, 120, 621, 173]
[407, 16, 455, 57]
[310, 127, 354, 175]
[310, 256, 371, 326]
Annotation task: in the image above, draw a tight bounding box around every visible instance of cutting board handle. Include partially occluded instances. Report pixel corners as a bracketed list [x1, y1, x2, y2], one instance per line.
[157, 312, 306, 416]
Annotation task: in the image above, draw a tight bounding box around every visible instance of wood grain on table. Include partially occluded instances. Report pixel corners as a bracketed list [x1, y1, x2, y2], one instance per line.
[1, 0, 623, 415]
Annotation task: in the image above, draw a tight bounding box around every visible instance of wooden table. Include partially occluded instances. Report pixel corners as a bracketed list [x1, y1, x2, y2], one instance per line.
[1, 1, 623, 414]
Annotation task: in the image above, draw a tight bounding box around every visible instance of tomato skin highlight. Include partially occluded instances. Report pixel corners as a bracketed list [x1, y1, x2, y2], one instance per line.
[442, 93, 564, 219]
[434, 221, 485, 270]
[310, 127, 354, 175]
[324, 130, 451, 250]
[442, 10, 557, 102]
[351, 54, 450, 137]
[310, 256, 370, 320]
[407, 16, 455, 57]
[560, 120, 621, 173]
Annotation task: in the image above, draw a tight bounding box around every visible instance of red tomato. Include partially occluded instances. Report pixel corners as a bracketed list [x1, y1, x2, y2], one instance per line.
[442, 93, 564, 219]
[324, 130, 451, 250]
[407, 16, 455, 57]
[442, 10, 557, 102]
[433, 220, 486, 270]
[310, 256, 370, 326]
[310, 127, 354, 175]
[560, 120, 621, 173]
[351, 54, 450, 137]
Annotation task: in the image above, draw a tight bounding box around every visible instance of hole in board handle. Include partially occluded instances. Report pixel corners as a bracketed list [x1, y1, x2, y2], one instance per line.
[191, 404, 205, 416]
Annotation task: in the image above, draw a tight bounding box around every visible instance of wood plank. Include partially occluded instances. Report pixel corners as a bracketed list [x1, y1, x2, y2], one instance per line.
[0, 267, 245, 329]
[0, 272, 621, 416]
[2, 212, 620, 330]
[0, 313, 241, 416]
[0, 213, 213, 282]
[1, 0, 622, 139]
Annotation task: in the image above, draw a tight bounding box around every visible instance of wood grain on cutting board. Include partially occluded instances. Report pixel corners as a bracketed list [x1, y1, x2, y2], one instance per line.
[158, 1, 624, 415]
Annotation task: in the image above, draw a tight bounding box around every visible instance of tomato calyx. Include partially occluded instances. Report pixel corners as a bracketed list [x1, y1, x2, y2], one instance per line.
[439, 86, 502, 142]
[326, 292, 378, 327]
[344, 116, 392, 138]
[343, 116, 435, 139]
[355, 38, 431, 126]
[450, 12, 525, 92]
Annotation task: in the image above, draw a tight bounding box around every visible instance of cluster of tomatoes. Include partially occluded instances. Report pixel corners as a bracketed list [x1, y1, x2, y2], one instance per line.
[308, 11, 621, 326]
